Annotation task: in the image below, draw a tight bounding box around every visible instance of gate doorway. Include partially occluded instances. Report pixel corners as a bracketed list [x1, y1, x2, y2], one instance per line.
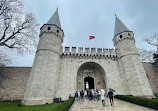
[84, 77, 94, 90]
[77, 62, 106, 92]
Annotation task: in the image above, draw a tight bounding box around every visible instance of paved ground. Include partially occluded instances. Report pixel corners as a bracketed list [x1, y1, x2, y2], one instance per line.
[69, 98, 157, 111]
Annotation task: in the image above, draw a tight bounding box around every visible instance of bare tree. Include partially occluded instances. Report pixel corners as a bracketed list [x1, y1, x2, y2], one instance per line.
[144, 33, 158, 66]
[0, 0, 39, 53]
[138, 48, 155, 63]
[144, 34, 158, 53]
[0, 0, 39, 87]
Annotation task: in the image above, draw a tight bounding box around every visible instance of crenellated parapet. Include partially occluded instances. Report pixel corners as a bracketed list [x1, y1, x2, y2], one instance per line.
[62, 46, 117, 58]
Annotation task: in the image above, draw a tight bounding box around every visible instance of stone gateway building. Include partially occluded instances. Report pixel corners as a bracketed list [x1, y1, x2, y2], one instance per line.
[20, 9, 155, 105]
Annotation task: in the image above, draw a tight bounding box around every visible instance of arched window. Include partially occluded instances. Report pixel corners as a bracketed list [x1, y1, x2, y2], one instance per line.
[57, 29, 59, 33]
[47, 27, 51, 30]
[120, 35, 122, 39]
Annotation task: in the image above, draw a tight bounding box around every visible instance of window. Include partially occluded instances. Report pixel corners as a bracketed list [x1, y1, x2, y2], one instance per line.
[57, 29, 59, 33]
[120, 35, 122, 38]
[128, 33, 131, 36]
[47, 27, 51, 30]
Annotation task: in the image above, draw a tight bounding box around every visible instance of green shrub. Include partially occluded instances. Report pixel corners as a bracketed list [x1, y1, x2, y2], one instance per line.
[53, 98, 62, 103]
[115, 95, 158, 110]
[51, 97, 74, 111]
[0, 97, 75, 111]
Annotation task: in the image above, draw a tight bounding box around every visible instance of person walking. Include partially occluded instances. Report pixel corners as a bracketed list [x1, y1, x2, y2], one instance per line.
[89, 89, 92, 100]
[92, 89, 95, 100]
[86, 82, 89, 90]
[101, 89, 105, 106]
[94, 90, 97, 101]
[96, 90, 100, 101]
[84, 90, 87, 98]
[77, 90, 80, 101]
[74, 91, 78, 101]
[80, 90, 84, 102]
[87, 90, 90, 99]
[98, 90, 101, 100]
[108, 90, 114, 106]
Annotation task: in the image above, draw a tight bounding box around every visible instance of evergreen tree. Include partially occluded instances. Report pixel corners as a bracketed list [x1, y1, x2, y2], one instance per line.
[153, 53, 158, 66]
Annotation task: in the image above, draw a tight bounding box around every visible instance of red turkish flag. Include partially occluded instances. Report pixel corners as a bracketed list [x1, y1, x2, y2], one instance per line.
[89, 36, 95, 40]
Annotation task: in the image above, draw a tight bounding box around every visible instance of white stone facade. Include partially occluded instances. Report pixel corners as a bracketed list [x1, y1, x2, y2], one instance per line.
[22, 11, 154, 105]
[22, 24, 64, 105]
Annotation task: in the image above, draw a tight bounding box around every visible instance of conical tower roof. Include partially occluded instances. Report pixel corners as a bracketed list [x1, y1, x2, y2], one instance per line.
[46, 8, 61, 29]
[114, 16, 129, 36]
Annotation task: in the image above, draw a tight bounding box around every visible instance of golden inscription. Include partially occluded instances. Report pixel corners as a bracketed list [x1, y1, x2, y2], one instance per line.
[79, 80, 82, 84]
[96, 79, 100, 84]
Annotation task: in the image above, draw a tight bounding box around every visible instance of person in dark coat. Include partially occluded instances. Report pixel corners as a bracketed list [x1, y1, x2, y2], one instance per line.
[108, 90, 114, 106]
[75, 91, 78, 101]
[80, 90, 84, 102]
[89, 89, 93, 100]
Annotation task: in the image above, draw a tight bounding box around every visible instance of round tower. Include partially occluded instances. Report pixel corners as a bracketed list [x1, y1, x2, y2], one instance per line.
[22, 8, 64, 105]
[113, 16, 153, 97]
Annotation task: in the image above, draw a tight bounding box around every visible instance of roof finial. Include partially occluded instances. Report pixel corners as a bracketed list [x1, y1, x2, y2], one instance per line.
[113, 10, 117, 17]
[115, 13, 117, 17]
[56, 6, 58, 11]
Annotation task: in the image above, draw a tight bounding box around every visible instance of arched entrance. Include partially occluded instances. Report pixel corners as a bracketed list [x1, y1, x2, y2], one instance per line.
[77, 62, 106, 92]
[84, 77, 94, 90]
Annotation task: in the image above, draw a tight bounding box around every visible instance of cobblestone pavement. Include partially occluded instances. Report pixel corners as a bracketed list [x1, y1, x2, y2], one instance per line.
[69, 98, 157, 111]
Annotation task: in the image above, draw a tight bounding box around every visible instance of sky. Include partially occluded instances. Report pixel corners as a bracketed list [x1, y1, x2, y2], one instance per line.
[9, 0, 158, 66]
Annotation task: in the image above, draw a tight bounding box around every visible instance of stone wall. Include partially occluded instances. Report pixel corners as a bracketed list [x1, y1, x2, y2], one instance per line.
[56, 55, 126, 100]
[143, 63, 158, 95]
[0, 67, 31, 101]
[0, 63, 157, 101]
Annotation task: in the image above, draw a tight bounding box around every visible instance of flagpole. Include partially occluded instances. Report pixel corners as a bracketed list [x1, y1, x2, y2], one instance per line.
[89, 38, 90, 48]
[89, 36, 95, 52]
[89, 37, 91, 50]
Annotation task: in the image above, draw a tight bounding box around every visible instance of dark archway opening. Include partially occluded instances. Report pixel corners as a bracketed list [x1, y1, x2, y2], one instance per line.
[84, 77, 94, 90]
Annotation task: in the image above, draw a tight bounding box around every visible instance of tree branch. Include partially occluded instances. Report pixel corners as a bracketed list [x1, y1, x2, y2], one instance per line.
[1, 21, 28, 44]
[0, 23, 9, 42]
[0, 0, 39, 53]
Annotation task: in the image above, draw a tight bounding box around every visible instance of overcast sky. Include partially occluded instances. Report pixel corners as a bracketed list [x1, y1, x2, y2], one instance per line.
[9, 0, 158, 66]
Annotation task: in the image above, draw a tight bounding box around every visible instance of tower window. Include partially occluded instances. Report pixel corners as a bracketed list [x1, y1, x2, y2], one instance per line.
[57, 29, 59, 33]
[47, 27, 51, 30]
[128, 33, 131, 36]
[120, 35, 122, 39]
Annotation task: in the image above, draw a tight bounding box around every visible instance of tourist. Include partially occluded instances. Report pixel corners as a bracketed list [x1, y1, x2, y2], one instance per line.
[90, 89, 93, 100]
[77, 90, 80, 101]
[101, 89, 105, 106]
[92, 89, 95, 100]
[96, 90, 100, 101]
[80, 90, 84, 102]
[74, 91, 78, 101]
[98, 90, 101, 95]
[88, 89, 90, 100]
[98, 90, 101, 100]
[94, 90, 98, 101]
[84, 90, 87, 98]
[86, 82, 89, 90]
[108, 90, 114, 106]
